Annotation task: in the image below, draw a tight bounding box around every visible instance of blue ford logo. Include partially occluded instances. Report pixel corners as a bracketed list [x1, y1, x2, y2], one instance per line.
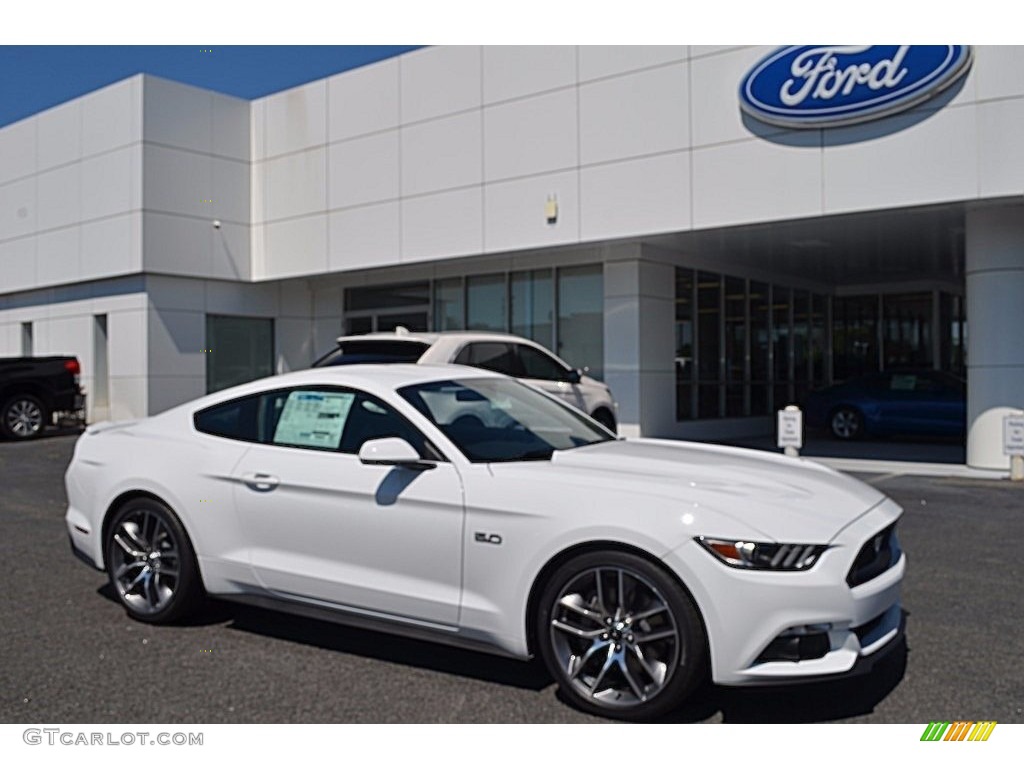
[740, 46, 972, 128]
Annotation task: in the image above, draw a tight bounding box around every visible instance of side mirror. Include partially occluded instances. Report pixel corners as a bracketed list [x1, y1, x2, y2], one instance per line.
[567, 368, 583, 384]
[358, 437, 434, 470]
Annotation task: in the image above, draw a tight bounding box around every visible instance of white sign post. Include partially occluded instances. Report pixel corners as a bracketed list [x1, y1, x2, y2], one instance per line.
[777, 405, 803, 458]
[1004, 412, 1024, 482]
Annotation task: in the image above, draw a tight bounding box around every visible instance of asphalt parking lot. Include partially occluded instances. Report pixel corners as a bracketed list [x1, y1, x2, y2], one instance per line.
[1, 432, 1021, 724]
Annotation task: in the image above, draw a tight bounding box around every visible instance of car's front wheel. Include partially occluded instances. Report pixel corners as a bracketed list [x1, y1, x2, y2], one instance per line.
[105, 498, 203, 623]
[536, 550, 707, 720]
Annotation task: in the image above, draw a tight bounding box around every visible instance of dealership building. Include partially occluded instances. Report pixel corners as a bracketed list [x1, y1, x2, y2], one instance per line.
[1, 45, 1022, 469]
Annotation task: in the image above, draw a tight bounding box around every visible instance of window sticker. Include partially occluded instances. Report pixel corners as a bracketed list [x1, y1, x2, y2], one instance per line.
[273, 391, 354, 449]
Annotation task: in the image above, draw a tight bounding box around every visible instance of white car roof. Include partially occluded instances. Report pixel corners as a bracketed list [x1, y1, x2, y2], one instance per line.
[333, 330, 534, 346]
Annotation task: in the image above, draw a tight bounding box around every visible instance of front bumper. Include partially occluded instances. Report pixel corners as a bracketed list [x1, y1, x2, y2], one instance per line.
[663, 497, 905, 686]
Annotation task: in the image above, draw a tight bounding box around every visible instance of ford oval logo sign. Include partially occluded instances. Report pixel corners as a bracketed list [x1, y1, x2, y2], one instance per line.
[740, 46, 972, 128]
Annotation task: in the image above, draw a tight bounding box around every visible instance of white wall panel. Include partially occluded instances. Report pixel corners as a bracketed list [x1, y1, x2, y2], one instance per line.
[262, 216, 328, 279]
[36, 100, 82, 172]
[578, 46, 687, 83]
[263, 80, 327, 158]
[211, 93, 250, 162]
[263, 148, 326, 222]
[690, 46, 750, 59]
[482, 46, 576, 104]
[147, 307, 205, 377]
[823, 104, 978, 213]
[328, 202, 400, 272]
[107, 309, 147, 377]
[0, 118, 36, 184]
[143, 144, 211, 218]
[277, 280, 312, 318]
[973, 45, 1024, 101]
[581, 152, 690, 241]
[401, 188, 482, 262]
[484, 90, 576, 182]
[580, 63, 690, 165]
[693, 138, 823, 228]
[0, 177, 36, 240]
[143, 212, 209, 276]
[81, 213, 139, 278]
[690, 46, 777, 147]
[81, 145, 140, 221]
[275, 317, 315, 373]
[36, 163, 81, 232]
[36, 227, 80, 287]
[210, 157, 250, 226]
[328, 130, 399, 209]
[484, 171, 578, 253]
[400, 47, 481, 124]
[250, 99, 266, 162]
[148, 376, 205, 415]
[205, 279, 278, 317]
[82, 77, 140, 157]
[109, 377, 147, 420]
[978, 98, 1024, 198]
[143, 76, 212, 155]
[402, 112, 481, 195]
[0, 237, 35, 293]
[328, 58, 400, 142]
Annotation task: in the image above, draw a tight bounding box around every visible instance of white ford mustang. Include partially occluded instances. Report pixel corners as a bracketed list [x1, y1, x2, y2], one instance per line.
[65, 364, 905, 719]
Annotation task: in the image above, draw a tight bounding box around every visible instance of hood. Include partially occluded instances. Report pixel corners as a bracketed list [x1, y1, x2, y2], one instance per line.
[549, 438, 886, 543]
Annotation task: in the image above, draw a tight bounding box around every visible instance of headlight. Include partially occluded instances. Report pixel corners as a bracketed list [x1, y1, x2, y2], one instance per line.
[696, 536, 827, 571]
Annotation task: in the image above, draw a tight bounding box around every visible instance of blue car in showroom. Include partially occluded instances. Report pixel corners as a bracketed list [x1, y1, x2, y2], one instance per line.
[804, 370, 966, 440]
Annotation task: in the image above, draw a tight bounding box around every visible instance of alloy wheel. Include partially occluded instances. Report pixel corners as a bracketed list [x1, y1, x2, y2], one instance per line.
[549, 566, 680, 709]
[831, 408, 861, 440]
[5, 398, 43, 438]
[109, 508, 182, 616]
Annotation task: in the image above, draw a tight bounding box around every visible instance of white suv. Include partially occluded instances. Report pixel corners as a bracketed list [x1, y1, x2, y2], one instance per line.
[312, 330, 618, 432]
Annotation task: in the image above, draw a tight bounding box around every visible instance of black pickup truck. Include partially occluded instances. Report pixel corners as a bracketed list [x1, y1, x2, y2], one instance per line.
[0, 357, 86, 440]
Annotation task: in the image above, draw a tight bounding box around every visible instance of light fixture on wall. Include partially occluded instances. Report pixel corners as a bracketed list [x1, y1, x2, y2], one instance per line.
[545, 195, 558, 225]
[212, 219, 222, 229]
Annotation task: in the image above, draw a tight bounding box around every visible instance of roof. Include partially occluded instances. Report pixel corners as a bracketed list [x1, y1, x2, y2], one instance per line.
[333, 330, 536, 345]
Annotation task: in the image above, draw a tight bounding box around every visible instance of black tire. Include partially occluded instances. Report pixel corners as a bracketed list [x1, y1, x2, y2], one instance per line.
[591, 408, 617, 434]
[105, 498, 204, 624]
[829, 405, 864, 440]
[1, 393, 48, 440]
[535, 550, 707, 720]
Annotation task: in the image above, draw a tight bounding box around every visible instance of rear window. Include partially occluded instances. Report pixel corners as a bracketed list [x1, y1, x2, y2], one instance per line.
[313, 340, 430, 367]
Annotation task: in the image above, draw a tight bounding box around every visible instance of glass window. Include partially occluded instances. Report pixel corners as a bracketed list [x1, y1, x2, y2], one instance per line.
[433, 278, 464, 331]
[453, 342, 520, 376]
[194, 394, 262, 442]
[312, 340, 430, 367]
[467, 274, 507, 332]
[696, 272, 721, 418]
[724, 276, 747, 417]
[346, 283, 429, 312]
[399, 378, 612, 463]
[771, 286, 791, 409]
[517, 344, 570, 381]
[883, 292, 933, 369]
[511, 270, 554, 348]
[939, 292, 966, 377]
[337, 392, 433, 457]
[832, 295, 879, 381]
[749, 281, 770, 416]
[206, 315, 274, 394]
[792, 290, 810, 404]
[810, 294, 828, 388]
[557, 265, 604, 380]
[675, 269, 695, 421]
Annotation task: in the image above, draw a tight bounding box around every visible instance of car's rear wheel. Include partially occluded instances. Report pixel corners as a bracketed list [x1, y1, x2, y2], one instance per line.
[536, 550, 707, 720]
[1, 394, 48, 440]
[830, 406, 864, 440]
[105, 498, 203, 623]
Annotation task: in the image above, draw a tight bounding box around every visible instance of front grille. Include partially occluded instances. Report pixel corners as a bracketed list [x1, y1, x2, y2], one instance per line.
[853, 611, 887, 643]
[846, 523, 901, 587]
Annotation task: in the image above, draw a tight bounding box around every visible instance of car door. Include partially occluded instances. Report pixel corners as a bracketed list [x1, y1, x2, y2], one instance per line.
[513, 343, 587, 411]
[232, 386, 465, 627]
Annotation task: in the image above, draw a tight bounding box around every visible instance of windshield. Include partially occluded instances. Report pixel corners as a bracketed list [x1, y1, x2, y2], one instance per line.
[399, 378, 614, 462]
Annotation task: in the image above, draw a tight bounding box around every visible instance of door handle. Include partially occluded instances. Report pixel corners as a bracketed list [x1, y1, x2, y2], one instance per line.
[241, 472, 280, 492]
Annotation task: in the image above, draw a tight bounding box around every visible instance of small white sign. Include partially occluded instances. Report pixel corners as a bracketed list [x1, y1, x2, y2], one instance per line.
[777, 407, 803, 449]
[1004, 414, 1024, 456]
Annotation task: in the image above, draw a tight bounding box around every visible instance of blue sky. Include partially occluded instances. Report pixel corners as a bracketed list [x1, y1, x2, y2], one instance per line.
[0, 45, 422, 128]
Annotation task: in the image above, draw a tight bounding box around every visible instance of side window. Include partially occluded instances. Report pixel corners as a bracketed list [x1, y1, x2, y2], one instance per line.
[453, 342, 521, 376]
[516, 344, 570, 382]
[270, 390, 356, 451]
[194, 394, 261, 442]
[337, 393, 432, 457]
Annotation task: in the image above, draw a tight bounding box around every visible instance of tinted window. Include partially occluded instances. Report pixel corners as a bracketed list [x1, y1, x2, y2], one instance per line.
[194, 394, 261, 442]
[453, 342, 520, 376]
[517, 344, 569, 381]
[313, 340, 430, 367]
